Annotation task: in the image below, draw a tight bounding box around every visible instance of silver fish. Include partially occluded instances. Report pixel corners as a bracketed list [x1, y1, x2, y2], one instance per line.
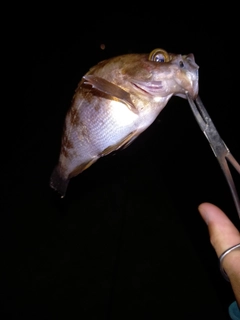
[50, 48, 199, 197]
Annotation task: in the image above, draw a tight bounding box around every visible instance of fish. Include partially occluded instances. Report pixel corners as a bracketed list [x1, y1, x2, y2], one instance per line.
[50, 48, 199, 197]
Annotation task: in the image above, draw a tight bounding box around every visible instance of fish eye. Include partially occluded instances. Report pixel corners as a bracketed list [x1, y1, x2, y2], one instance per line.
[149, 48, 170, 63]
[155, 53, 165, 62]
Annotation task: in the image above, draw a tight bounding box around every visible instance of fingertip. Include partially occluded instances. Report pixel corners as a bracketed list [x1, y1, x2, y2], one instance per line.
[198, 202, 211, 225]
[197, 202, 240, 256]
[198, 202, 226, 225]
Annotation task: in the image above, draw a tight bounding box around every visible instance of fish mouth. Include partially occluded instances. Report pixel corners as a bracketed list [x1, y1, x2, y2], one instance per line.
[176, 68, 199, 99]
[131, 80, 164, 95]
[175, 79, 199, 100]
[175, 91, 196, 99]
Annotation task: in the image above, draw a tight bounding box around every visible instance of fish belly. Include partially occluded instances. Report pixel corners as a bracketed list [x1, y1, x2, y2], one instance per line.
[50, 97, 139, 196]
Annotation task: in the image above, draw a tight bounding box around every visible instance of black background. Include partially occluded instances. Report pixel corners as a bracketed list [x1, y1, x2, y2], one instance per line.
[2, 15, 240, 319]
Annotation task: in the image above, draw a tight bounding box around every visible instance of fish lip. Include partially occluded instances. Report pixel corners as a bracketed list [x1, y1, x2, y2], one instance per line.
[131, 80, 163, 95]
[186, 80, 199, 99]
[175, 75, 199, 99]
[177, 89, 198, 100]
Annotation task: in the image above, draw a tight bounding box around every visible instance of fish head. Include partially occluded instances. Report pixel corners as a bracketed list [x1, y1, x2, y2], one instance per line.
[121, 48, 199, 100]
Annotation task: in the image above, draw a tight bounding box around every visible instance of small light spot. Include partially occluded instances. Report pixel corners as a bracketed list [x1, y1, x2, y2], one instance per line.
[100, 43, 105, 50]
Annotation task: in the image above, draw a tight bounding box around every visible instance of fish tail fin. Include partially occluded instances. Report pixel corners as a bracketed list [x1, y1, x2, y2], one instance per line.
[49, 166, 69, 198]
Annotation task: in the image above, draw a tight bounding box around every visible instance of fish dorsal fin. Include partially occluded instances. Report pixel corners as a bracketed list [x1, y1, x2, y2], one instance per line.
[83, 75, 138, 114]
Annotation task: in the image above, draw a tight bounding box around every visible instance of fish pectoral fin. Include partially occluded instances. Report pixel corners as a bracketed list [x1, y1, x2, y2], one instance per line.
[100, 131, 139, 157]
[83, 75, 138, 114]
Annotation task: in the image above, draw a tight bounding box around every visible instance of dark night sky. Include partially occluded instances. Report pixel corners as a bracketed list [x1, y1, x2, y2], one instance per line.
[2, 17, 240, 319]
